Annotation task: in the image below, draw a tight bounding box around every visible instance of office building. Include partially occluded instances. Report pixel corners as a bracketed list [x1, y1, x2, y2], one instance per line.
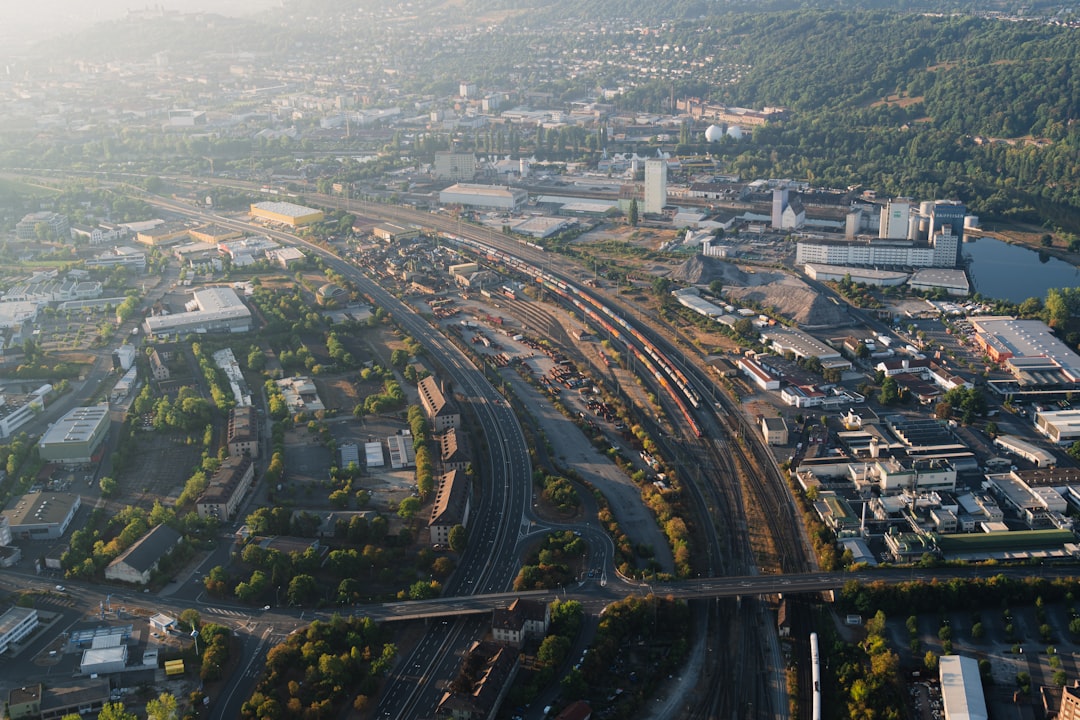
[0, 607, 38, 655]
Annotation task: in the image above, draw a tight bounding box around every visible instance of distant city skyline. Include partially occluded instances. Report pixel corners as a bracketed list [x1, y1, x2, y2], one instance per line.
[0, 0, 279, 52]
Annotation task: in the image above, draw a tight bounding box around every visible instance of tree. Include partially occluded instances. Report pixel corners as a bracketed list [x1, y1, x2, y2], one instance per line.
[179, 609, 201, 632]
[98, 476, 118, 497]
[878, 376, 901, 405]
[627, 198, 639, 226]
[536, 634, 570, 667]
[145, 693, 179, 720]
[708, 280, 724, 297]
[287, 574, 318, 606]
[397, 496, 420, 520]
[732, 317, 754, 339]
[97, 704, 138, 720]
[448, 524, 468, 552]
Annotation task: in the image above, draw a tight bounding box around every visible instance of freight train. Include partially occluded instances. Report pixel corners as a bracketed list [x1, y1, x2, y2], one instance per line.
[442, 232, 702, 438]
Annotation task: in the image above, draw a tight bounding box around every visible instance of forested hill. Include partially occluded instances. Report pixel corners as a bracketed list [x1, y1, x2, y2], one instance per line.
[608, 11, 1079, 228]
[458, 0, 1078, 22]
[700, 12, 1080, 139]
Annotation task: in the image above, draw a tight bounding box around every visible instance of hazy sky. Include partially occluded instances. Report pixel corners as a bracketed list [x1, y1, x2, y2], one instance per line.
[0, 0, 281, 51]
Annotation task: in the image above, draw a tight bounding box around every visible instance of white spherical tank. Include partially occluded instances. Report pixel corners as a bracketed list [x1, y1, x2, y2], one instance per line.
[726, 124, 744, 140]
[704, 124, 724, 142]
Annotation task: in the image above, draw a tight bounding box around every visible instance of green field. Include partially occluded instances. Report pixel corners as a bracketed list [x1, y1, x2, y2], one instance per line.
[0, 175, 62, 196]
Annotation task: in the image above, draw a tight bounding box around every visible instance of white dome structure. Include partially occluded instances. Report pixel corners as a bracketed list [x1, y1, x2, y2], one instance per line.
[726, 125, 745, 140]
[704, 124, 724, 142]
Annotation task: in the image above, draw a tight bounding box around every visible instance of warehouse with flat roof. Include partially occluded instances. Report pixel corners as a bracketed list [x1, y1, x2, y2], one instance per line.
[439, 183, 528, 211]
[250, 201, 324, 227]
[971, 317, 1080, 383]
[39, 405, 110, 463]
[1035, 409, 1080, 445]
[1, 491, 81, 540]
[143, 286, 252, 336]
[939, 655, 988, 720]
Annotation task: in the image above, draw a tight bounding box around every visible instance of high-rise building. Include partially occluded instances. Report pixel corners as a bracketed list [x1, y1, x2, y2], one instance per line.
[433, 152, 477, 181]
[1061, 683, 1080, 720]
[771, 187, 788, 228]
[644, 159, 667, 214]
[931, 227, 960, 268]
[879, 200, 911, 240]
[929, 201, 966, 266]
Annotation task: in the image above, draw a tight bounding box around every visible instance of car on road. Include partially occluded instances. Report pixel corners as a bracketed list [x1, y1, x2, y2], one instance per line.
[55, 585, 65, 592]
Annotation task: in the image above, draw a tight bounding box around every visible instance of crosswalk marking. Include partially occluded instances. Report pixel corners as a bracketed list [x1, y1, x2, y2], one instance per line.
[206, 607, 247, 617]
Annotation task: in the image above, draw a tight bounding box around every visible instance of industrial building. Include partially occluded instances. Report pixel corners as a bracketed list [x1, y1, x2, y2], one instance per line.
[439, 183, 528, 211]
[372, 223, 421, 243]
[1035, 409, 1080, 444]
[9, 679, 111, 720]
[85, 246, 147, 272]
[2, 491, 81, 541]
[79, 641, 128, 676]
[759, 327, 850, 370]
[249, 201, 325, 227]
[189, 225, 242, 244]
[276, 376, 324, 413]
[0, 300, 39, 330]
[969, 317, 1080, 394]
[761, 416, 789, 446]
[103, 524, 183, 585]
[803, 264, 909, 288]
[38, 405, 110, 464]
[265, 247, 306, 268]
[938, 656, 988, 720]
[143, 286, 252, 336]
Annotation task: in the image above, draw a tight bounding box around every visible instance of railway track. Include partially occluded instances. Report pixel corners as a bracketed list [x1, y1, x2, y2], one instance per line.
[328, 199, 820, 718]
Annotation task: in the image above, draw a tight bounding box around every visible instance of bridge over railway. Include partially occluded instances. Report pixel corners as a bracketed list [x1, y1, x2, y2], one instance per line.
[360, 565, 1080, 623]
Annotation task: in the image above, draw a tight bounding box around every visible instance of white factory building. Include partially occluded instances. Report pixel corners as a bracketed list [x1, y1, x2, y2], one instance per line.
[939, 656, 988, 720]
[439, 183, 528, 211]
[143, 286, 252, 336]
